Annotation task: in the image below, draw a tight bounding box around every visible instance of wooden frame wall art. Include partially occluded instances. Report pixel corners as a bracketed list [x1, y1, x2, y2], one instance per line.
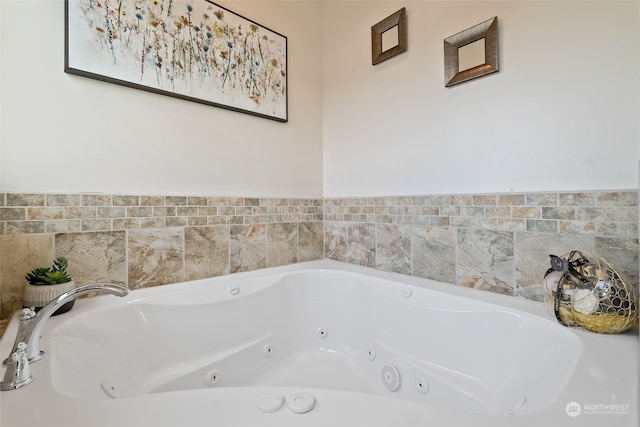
[444, 16, 499, 87]
[371, 8, 407, 65]
[65, 0, 288, 122]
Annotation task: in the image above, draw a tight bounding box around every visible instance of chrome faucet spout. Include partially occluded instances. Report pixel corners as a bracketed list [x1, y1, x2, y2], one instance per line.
[3, 283, 129, 365]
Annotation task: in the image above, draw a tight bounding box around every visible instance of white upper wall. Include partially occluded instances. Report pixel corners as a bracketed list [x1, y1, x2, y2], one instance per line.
[1, 1, 638, 198]
[322, 1, 640, 196]
[0, 0, 324, 197]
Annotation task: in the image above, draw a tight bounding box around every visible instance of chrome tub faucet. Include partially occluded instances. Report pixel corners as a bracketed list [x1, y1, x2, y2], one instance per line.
[1, 283, 129, 391]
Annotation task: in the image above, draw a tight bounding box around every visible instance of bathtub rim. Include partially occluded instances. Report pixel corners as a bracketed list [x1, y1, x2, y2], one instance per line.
[1, 260, 638, 427]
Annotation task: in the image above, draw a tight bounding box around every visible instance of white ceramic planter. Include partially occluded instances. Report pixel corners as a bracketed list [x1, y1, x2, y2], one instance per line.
[23, 279, 77, 316]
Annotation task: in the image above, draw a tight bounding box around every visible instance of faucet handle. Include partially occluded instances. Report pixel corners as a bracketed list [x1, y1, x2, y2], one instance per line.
[0, 342, 33, 391]
[20, 308, 36, 321]
[16, 343, 31, 382]
[2, 310, 34, 367]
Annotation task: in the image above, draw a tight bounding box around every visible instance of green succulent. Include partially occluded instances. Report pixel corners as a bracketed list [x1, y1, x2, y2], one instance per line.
[25, 257, 72, 286]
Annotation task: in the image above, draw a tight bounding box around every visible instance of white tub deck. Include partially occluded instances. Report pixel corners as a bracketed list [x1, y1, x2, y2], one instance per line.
[1, 260, 637, 427]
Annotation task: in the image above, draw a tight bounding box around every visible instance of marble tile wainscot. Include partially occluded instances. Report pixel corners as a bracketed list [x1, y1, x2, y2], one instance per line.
[0, 194, 324, 321]
[324, 190, 639, 301]
[0, 190, 637, 324]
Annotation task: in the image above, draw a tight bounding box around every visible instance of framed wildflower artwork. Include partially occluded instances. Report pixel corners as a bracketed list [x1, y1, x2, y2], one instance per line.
[65, 0, 288, 122]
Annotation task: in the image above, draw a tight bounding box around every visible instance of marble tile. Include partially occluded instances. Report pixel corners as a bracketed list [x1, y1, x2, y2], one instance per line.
[98, 207, 127, 218]
[140, 196, 165, 206]
[0, 319, 9, 340]
[188, 196, 208, 206]
[113, 195, 139, 206]
[617, 207, 638, 222]
[128, 228, 184, 289]
[81, 219, 112, 231]
[498, 194, 525, 205]
[542, 207, 575, 220]
[140, 218, 165, 228]
[559, 220, 595, 235]
[28, 207, 64, 220]
[261, 198, 288, 207]
[153, 207, 176, 217]
[228, 215, 244, 225]
[559, 192, 595, 206]
[597, 191, 637, 206]
[450, 195, 472, 206]
[460, 206, 484, 217]
[526, 220, 558, 233]
[299, 222, 324, 262]
[166, 196, 187, 206]
[219, 207, 236, 216]
[514, 283, 545, 302]
[0, 234, 54, 319]
[5, 221, 45, 234]
[595, 237, 639, 289]
[515, 232, 594, 290]
[47, 194, 81, 207]
[348, 223, 375, 267]
[208, 216, 227, 226]
[177, 207, 198, 217]
[207, 197, 229, 206]
[55, 231, 127, 286]
[576, 207, 615, 221]
[268, 223, 298, 268]
[230, 224, 266, 273]
[411, 226, 456, 283]
[526, 193, 558, 206]
[0, 208, 25, 221]
[237, 207, 253, 216]
[112, 218, 140, 229]
[188, 217, 208, 226]
[457, 229, 515, 295]
[485, 206, 511, 218]
[65, 207, 97, 219]
[473, 195, 497, 205]
[473, 218, 497, 230]
[512, 207, 541, 219]
[127, 207, 153, 217]
[497, 219, 527, 232]
[451, 217, 472, 228]
[440, 205, 460, 216]
[324, 222, 347, 262]
[82, 194, 111, 206]
[430, 216, 450, 227]
[7, 194, 45, 206]
[185, 226, 229, 280]
[198, 206, 218, 216]
[1, 190, 636, 322]
[45, 220, 81, 233]
[375, 224, 411, 275]
[596, 221, 638, 239]
[166, 217, 188, 227]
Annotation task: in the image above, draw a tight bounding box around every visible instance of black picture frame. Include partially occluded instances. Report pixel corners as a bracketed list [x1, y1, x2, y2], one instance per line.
[65, 0, 288, 122]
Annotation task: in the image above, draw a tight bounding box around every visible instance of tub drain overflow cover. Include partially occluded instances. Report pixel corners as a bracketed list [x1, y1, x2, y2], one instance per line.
[257, 394, 285, 413]
[288, 393, 316, 414]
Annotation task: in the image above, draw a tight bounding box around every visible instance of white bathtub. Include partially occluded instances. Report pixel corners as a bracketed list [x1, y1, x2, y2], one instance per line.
[1, 260, 637, 427]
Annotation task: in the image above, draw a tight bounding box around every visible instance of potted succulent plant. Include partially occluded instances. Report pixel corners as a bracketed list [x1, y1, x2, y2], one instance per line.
[23, 257, 77, 315]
